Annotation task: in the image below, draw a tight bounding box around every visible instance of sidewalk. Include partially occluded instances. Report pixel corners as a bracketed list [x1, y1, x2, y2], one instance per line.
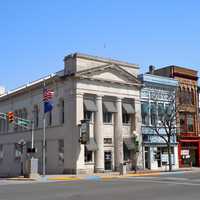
[6, 167, 199, 182]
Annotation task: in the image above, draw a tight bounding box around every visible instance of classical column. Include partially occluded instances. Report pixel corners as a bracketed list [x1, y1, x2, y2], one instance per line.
[94, 95, 104, 172]
[114, 97, 123, 171]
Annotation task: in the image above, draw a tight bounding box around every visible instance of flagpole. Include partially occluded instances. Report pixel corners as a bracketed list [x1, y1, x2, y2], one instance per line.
[31, 121, 34, 149]
[43, 113, 46, 176]
[43, 81, 46, 176]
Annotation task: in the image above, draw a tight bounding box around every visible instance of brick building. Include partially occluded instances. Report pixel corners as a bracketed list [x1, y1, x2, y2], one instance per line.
[154, 66, 200, 167]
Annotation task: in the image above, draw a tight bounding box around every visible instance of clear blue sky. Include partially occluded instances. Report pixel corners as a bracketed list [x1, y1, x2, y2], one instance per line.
[0, 0, 200, 90]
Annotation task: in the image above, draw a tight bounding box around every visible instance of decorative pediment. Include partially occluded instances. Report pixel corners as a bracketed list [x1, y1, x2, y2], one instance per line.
[76, 64, 141, 86]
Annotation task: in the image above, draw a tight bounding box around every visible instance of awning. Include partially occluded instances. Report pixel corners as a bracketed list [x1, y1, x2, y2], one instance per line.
[123, 138, 135, 150]
[86, 138, 98, 151]
[84, 99, 97, 112]
[103, 101, 117, 113]
[122, 103, 135, 114]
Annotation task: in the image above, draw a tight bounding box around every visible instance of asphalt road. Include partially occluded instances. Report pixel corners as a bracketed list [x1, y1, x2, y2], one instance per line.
[1, 172, 200, 200]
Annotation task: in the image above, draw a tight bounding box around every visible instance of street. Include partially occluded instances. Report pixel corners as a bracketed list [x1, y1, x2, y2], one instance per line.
[0, 171, 200, 200]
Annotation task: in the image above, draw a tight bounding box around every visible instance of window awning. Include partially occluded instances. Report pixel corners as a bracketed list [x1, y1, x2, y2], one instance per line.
[103, 101, 117, 113]
[86, 138, 98, 151]
[122, 103, 135, 114]
[123, 138, 135, 150]
[84, 99, 97, 112]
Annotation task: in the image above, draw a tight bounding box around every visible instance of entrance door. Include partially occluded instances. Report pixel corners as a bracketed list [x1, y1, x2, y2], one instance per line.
[190, 149, 197, 167]
[144, 147, 150, 169]
[104, 151, 112, 171]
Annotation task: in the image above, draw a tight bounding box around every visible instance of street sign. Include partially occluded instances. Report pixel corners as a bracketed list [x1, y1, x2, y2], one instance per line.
[17, 118, 31, 127]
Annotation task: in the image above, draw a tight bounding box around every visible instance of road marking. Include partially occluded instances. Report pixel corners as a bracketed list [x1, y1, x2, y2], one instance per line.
[125, 178, 200, 186]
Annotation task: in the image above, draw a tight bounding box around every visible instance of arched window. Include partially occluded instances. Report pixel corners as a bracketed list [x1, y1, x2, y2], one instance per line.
[33, 105, 39, 128]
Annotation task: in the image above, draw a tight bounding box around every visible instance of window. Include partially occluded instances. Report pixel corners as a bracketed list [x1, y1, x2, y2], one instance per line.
[141, 102, 149, 125]
[103, 112, 112, 123]
[123, 143, 131, 161]
[180, 88, 195, 105]
[84, 111, 93, 122]
[104, 138, 112, 144]
[0, 119, 6, 133]
[58, 99, 65, 124]
[180, 113, 186, 133]
[46, 111, 52, 126]
[14, 143, 22, 160]
[122, 113, 131, 124]
[150, 102, 157, 125]
[58, 139, 64, 164]
[0, 144, 3, 160]
[187, 114, 194, 132]
[33, 105, 39, 128]
[84, 146, 93, 162]
[179, 113, 195, 134]
[14, 110, 18, 131]
[158, 103, 164, 122]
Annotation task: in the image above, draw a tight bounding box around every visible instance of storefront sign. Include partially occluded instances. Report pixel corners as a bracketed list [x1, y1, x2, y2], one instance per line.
[181, 150, 189, 156]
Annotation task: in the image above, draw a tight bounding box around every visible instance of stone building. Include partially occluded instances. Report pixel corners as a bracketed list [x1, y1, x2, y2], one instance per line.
[139, 72, 179, 170]
[0, 53, 142, 176]
[154, 66, 200, 167]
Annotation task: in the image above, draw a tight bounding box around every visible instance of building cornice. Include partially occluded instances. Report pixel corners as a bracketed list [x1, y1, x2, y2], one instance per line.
[64, 52, 139, 69]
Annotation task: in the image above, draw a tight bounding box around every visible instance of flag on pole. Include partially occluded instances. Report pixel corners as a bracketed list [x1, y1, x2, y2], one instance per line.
[43, 87, 54, 113]
[43, 88, 54, 102]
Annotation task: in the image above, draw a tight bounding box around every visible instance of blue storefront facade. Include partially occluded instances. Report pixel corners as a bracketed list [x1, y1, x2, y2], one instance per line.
[139, 74, 179, 170]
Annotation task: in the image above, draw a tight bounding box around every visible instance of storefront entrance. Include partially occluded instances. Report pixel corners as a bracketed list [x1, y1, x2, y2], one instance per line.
[104, 151, 112, 171]
[179, 141, 200, 167]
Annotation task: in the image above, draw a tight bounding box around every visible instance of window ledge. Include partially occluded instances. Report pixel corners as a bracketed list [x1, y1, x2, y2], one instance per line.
[85, 162, 95, 165]
[123, 123, 131, 126]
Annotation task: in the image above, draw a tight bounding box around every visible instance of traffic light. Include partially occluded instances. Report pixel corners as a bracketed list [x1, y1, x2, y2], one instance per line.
[7, 112, 14, 123]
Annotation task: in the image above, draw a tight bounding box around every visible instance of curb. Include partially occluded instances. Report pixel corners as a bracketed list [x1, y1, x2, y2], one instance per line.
[4, 170, 195, 182]
[47, 177, 82, 181]
[6, 178, 36, 181]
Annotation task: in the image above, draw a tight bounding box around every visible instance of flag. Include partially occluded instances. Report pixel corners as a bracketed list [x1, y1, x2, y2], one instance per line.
[43, 87, 54, 113]
[44, 101, 53, 113]
[43, 88, 54, 102]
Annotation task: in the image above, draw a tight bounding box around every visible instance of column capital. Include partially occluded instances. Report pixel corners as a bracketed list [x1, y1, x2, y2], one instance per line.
[116, 97, 123, 102]
[96, 95, 104, 100]
[76, 92, 84, 98]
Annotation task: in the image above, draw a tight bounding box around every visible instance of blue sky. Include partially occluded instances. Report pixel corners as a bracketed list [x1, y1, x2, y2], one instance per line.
[0, 0, 199, 90]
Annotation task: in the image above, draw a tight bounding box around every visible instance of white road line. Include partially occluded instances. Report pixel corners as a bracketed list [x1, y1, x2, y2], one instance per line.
[128, 178, 200, 186]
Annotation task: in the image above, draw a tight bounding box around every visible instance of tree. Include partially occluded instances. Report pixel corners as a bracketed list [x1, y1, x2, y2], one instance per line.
[149, 92, 177, 172]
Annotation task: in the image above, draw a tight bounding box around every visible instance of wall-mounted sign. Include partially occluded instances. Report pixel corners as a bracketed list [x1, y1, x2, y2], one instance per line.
[181, 150, 189, 156]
